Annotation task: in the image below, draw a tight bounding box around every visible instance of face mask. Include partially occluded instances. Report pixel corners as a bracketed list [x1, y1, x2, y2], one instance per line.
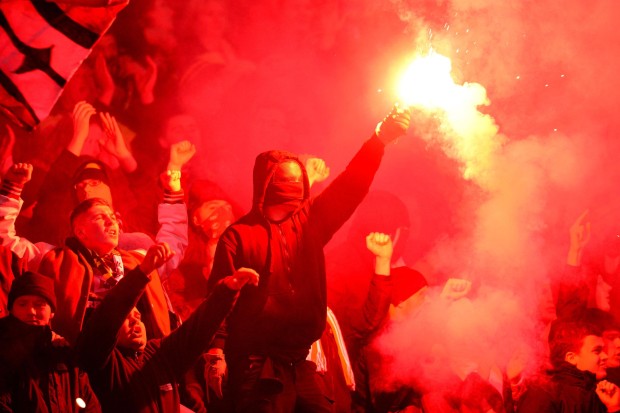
[194, 201, 234, 239]
[264, 181, 304, 206]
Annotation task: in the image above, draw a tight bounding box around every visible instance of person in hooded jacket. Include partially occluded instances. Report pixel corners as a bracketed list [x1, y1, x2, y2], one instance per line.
[205, 104, 412, 413]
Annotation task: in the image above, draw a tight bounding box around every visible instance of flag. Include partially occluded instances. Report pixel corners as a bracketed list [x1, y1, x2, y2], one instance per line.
[0, 0, 128, 130]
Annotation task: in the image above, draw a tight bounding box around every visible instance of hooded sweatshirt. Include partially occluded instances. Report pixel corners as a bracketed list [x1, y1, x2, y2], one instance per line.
[208, 134, 386, 361]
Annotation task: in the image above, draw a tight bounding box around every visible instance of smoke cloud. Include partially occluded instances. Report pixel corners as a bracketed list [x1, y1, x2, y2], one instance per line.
[356, 0, 620, 395]
[12, 0, 620, 401]
[122, 0, 620, 393]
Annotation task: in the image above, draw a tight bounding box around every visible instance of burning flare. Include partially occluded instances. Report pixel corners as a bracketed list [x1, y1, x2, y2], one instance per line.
[398, 50, 488, 113]
[397, 50, 502, 185]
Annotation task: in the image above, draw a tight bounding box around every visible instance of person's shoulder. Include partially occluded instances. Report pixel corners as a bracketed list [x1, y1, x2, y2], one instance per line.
[0, 316, 11, 334]
[48, 342, 76, 365]
[41, 244, 73, 262]
[227, 212, 266, 233]
[518, 377, 558, 411]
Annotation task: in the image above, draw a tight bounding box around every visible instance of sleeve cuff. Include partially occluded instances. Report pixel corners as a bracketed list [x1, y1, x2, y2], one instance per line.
[0, 180, 23, 199]
[163, 189, 185, 204]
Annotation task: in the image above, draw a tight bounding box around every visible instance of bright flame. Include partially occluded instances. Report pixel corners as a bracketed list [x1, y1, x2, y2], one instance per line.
[398, 52, 455, 110]
[398, 51, 488, 112]
[397, 50, 502, 186]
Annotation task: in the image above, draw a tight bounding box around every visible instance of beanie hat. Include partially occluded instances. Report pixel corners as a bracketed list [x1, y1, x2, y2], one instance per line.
[8, 271, 57, 312]
[188, 179, 243, 219]
[390, 266, 428, 306]
[72, 160, 110, 187]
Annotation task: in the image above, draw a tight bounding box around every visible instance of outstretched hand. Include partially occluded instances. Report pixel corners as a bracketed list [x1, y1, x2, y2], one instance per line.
[567, 209, 590, 266]
[305, 157, 330, 188]
[98, 112, 131, 158]
[136, 55, 158, 105]
[68, 101, 97, 155]
[93, 51, 115, 105]
[4, 163, 33, 185]
[98, 112, 138, 172]
[570, 209, 591, 251]
[366, 232, 393, 260]
[376, 103, 411, 145]
[223, 267, 260, 290]
[139, 242, 175, 274]
[440, 278, 472, 301]
[168, 140, 196, 170]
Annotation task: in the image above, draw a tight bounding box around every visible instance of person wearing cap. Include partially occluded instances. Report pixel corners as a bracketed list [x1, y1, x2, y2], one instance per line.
[166, 179, 242, 322]
[307, 232, 397, 413]
[164, 179, 240, 413]
[75, 241, 259, 413]
[205, 105, 412, 413]
[0, 271, 101, 412]
[326, 190, 412, 331]
[342, 233, 428, 413]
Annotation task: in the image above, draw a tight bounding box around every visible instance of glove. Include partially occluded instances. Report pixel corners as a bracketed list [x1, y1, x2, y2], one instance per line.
[205, 351, 226, 400]
[375, 103, 411, 144]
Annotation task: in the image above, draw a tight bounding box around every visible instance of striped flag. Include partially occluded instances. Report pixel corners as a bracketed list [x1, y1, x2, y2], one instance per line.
[0, 0, 128, 129]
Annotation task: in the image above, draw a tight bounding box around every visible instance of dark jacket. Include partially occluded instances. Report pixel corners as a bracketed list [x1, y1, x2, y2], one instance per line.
[343, 273, 394, 412]
[0, 316, 100, 413]
[76, 263, 238, 413]
[318, 273, 394, 413]
[517, 363, 606, 412]
[207, 135, 386, 360]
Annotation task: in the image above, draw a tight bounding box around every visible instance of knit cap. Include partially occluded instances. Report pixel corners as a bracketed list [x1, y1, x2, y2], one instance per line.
[8, 271, 57, 312]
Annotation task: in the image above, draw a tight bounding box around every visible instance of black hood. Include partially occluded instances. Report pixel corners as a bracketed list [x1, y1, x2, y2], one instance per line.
[251, 150, 310, 215]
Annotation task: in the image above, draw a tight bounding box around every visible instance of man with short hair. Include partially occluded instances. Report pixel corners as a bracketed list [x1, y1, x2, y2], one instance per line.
[38, 197, 173, 344]
[518, 320, 620, 412]
[0, 271, 101, 412]
[580, 308, 620, 387]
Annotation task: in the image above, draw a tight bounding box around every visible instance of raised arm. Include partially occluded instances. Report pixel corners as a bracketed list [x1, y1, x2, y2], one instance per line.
[76, 243, 174, 370]
[158, 268, 258, 380]
[310, 105, 412, 244]
[304, 156, 331, 189]
[557, 210, 591, 319]
[567, 209, 590, 267]
[155, 140, 197, 279]
[347, 232, 394, 340]
[67, 101, 97, 157]
[0, 163, 54, 270]
[98, 111, 137, 173]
